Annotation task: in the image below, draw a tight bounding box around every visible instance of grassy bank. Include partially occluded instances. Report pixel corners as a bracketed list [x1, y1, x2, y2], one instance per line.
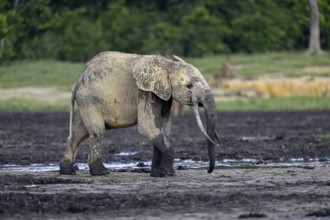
[0, 52, 329, 112]
[0, 98, 69, 112]
[1, 52, 329, 88]
[0, 60, 83, 89]
[188, 51, 330, 79]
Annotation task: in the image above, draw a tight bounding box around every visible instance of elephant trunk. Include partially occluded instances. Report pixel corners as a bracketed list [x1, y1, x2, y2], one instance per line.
[192, 89, 217, 173]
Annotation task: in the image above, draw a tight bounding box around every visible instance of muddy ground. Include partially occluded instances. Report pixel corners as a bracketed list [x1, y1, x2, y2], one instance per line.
[0, 111, 330, 219]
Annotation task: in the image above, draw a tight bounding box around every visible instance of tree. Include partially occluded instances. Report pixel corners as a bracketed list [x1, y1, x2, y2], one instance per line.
[307, 0, 323, 54]
[0, 14, 9, 58]
[0, 0, 329, 61]
[141, 22, 182, 56]
[180, 5, 227, 57]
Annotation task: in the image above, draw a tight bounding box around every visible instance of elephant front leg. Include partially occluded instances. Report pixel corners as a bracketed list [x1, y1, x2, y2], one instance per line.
[150, 145, 162, 177]
[137, 93, 175, 177]
[151, 134, 175, 177]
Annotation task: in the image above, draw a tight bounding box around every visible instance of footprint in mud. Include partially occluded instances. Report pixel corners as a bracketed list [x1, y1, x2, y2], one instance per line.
[306, 208, 330, 217]
[0, 174, 91, 185]
[238, 213, 267, 218]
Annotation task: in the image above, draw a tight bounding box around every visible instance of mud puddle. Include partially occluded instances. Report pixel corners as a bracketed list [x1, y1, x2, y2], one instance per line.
[1, 157, 329, 173]
[1, 111, 330, 219]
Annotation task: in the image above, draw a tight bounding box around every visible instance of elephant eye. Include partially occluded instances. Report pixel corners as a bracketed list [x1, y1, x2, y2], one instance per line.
[186, 83, 193, 89]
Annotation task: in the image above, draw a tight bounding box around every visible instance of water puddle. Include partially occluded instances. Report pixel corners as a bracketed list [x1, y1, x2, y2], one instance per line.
[0, 157, 329, 173]
[115, 151, 138, 156]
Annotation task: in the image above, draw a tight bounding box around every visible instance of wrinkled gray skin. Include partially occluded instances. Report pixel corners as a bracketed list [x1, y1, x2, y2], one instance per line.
[59, 51, 219, 177]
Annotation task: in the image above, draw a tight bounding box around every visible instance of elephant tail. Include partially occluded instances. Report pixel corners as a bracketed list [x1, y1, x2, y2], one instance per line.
[68, 83, 77, 148]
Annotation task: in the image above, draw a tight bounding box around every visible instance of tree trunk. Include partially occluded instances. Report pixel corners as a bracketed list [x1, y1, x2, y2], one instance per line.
[171, 100, 184, 117]
[307, 0, 323, 54]
[0, 38, 4, 58]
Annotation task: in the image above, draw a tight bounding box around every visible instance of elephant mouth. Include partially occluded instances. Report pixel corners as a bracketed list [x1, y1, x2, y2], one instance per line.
[177, 95, 203, 107]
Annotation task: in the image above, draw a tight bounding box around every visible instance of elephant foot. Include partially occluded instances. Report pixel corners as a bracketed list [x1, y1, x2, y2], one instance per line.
[150, 168, 164, 177]
[150, 166, 176, 177]
[161, 166, 176, 177]
[59, 159, 79, 175]
[89, 159, 109, 176]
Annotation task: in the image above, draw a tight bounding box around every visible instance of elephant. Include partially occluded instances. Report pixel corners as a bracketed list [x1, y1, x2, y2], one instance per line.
[59, 51, 221, 177]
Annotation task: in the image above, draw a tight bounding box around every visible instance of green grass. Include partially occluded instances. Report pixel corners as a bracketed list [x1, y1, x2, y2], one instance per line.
[0, 98, 69, 112]
[0, 60, 83, 89]
[188, 51, 330, 79]
[0, 52, 330, 112]
[317, 134, 330, 139]
[1, 52, 329, 88]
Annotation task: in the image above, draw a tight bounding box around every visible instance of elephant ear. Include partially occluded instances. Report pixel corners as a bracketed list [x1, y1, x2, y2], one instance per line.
[133, 56, 172, 101]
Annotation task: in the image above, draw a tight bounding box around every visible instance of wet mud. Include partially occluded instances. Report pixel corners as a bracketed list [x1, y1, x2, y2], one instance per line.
[0, 111, 330, 219]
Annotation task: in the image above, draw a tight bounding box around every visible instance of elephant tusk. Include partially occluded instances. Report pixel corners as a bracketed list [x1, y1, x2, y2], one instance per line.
[215, 131, 223, 144]
[193, 102, 219, 147]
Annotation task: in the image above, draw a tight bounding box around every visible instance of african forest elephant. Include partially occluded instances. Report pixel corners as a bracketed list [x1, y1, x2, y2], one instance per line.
[59, 51, 220, 177]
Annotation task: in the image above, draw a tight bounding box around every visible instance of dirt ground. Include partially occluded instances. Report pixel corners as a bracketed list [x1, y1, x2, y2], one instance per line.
[0, 111, 330, 219]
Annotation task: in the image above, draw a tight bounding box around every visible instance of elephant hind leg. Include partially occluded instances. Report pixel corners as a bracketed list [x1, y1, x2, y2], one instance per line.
[88, 130, 109, 176]
[59, 111, 89, 175]
[79, 108, 109, 176]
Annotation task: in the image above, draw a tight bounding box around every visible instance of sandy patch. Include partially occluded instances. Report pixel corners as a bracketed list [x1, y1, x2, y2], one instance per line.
[0, 87, 71, 103]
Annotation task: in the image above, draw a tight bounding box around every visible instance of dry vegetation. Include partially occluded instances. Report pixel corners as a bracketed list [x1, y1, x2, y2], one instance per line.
[212, 77, 330, 97]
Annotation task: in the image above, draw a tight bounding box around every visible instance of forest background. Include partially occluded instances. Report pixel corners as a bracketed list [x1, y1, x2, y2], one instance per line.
[0, 0, 329, 112]
[1, 0, 330, 62]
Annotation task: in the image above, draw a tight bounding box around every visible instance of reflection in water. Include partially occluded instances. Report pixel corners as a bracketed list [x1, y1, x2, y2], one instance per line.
[0, 157, 329, 172]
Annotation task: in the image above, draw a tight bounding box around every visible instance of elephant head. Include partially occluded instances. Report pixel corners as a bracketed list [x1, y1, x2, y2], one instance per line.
[133, 55, 220, 173]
